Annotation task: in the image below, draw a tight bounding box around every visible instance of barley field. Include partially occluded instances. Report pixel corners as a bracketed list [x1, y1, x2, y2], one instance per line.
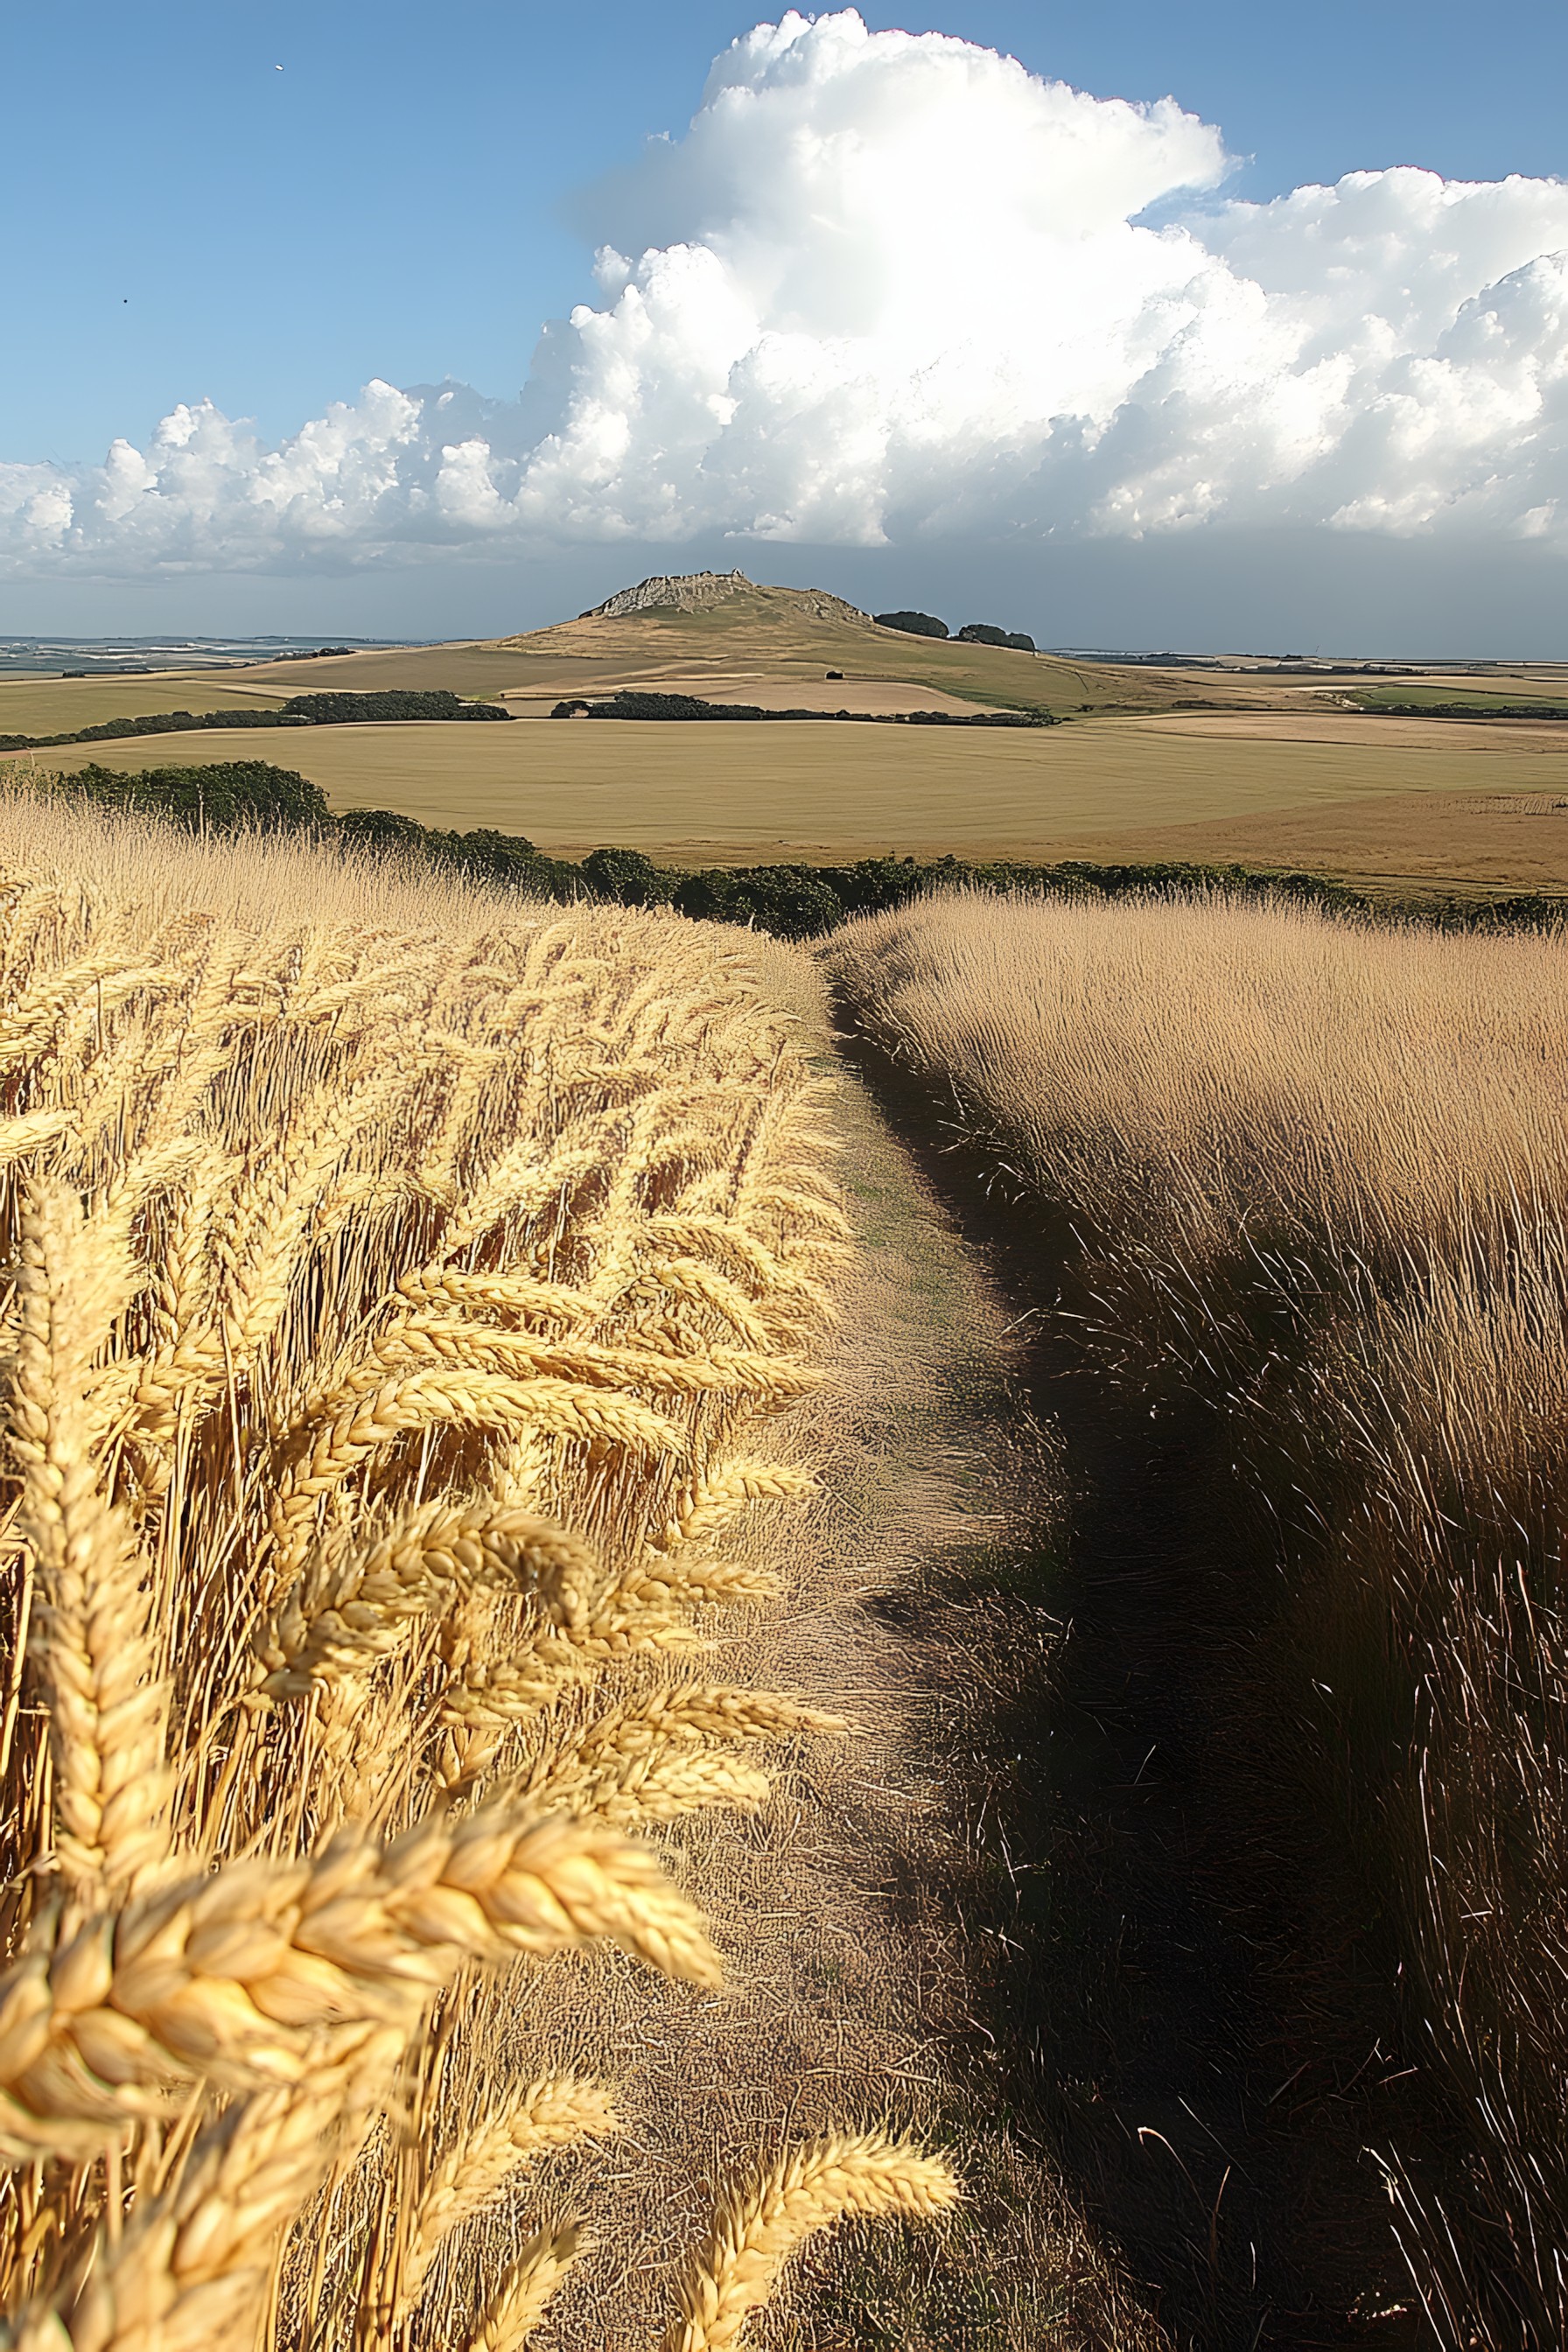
[0, 794, 960, 2350]
[830, 890, 1568, 2348]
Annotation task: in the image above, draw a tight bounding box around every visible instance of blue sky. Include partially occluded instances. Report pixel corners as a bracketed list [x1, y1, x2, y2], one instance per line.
[4, 4, 1567, 648]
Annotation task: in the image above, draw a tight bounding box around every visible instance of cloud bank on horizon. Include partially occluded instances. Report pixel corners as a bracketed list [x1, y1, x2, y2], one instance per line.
[5, 7, 1567, 578]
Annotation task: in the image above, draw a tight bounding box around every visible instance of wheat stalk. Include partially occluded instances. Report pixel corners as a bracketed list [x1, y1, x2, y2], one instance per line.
[0, 1804, 717, 2157]
[14, 2035, 399, 2352]
[254, 1504, 602, 1699]
[266, 1371, 684, 1578]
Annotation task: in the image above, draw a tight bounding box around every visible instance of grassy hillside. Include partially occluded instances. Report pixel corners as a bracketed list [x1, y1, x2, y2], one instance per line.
[229, 581, 1207, 718]
[481, 578, 1197, 716]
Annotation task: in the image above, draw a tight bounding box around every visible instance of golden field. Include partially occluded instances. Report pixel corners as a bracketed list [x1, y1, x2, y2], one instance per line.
[0, 793, 1188, 2352]
[12, 712, 1568, 885]
[0, 792, 979, 2351]
[0, 675, 288, 736]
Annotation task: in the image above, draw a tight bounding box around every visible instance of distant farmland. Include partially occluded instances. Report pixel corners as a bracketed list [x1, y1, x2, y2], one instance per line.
[0, 671, 287, 735]
[15, 710, 1568, 883]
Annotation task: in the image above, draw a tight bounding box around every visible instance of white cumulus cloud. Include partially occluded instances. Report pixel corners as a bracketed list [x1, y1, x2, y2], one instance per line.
[5, 7, 1568, 576]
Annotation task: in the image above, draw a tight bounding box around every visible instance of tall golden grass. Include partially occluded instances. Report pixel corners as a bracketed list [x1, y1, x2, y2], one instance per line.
[831, 888, 1568, 2349]
[0, 793, 957, 2349]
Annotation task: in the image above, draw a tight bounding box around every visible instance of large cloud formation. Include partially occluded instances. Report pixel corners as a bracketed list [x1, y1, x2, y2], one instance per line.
[5, 8, 1567, 575]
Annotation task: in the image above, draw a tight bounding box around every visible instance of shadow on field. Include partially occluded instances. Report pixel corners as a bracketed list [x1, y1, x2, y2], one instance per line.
[833, 1013, 1435, 2352]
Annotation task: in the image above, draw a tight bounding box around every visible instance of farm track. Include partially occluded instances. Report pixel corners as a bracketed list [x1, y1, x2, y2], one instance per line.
[830, 1006, 1434, 2352]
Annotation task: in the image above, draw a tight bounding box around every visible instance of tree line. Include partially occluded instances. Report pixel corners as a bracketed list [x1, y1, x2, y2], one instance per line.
[549, 690, 1054, 726]
[0, 689, 512, 755]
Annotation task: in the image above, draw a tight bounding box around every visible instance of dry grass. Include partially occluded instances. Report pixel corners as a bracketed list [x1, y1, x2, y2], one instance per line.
[831, 889, 1568, 2348]
[0, 792, 958, 2349]
[1064, 782, 1568, 899]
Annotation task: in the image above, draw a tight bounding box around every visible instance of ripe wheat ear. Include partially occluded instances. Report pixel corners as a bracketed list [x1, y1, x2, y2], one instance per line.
[662, 2131, 962, 2352]
[392, 2077, 617, 2320]
[11, 1180, 173, 1905]
[463, 2224, 584, 2351]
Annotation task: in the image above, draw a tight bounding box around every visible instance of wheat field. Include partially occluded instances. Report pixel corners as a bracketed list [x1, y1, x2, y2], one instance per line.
[16, 715, 1568, 871]
[0, 794, 958, 2351]
[830, 889, 1568, 2348]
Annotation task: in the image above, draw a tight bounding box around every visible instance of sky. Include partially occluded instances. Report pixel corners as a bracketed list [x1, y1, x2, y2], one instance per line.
[3, 1, 1566, 652]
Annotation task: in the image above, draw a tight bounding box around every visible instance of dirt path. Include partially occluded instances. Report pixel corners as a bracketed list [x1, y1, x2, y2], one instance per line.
[524, 951, 1171, 2351]
[827, 1013, 1430, 2352]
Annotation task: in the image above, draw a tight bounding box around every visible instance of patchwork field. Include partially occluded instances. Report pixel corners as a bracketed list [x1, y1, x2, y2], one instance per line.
[16, 709, 1568, 885]
[0, 670, 289, 733]
[10, 580, 1568, 900]
[1082, 786, 1568, 895]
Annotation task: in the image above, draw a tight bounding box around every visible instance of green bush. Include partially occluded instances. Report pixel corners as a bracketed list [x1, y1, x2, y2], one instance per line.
[66, 760, 331, 831]
[335, 807, 435, 851]
[673, 864, 846, 939]
[581, 847, 666, 905]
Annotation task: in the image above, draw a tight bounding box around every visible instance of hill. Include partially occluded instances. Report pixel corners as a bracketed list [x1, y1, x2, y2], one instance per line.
[226, 570, 1205, 718]
[480, 570, 1186, 718]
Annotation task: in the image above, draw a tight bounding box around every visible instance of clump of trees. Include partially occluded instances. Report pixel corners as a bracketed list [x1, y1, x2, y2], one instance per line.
[280, 689, 511, 725]
[64, 760, 333, 831]
[956, 622, 1036, 652]
[872, 611, 1035, 650]
[873, 611, 949, 639]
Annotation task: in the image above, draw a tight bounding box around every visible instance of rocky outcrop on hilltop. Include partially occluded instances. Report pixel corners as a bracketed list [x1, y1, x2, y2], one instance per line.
[581, 570, 752, 618]
[578, 570, 871, 625]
